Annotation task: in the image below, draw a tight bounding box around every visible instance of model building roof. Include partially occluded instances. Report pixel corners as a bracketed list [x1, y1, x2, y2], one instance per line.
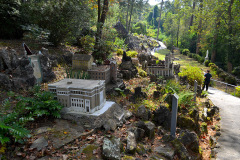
[88, 65, 110, 72]
[73, 54, 92, 61]
[48, 78, 104, 90]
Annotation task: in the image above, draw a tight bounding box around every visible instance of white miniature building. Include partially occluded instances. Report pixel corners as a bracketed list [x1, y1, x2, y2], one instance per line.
[147, 53, 174, 77]
[48, 78, 106, 114]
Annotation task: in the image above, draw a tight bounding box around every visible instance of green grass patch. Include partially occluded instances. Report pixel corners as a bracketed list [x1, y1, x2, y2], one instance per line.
[154, 49, 170, 60]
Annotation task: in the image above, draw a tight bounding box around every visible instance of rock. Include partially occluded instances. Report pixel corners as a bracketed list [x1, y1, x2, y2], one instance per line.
[174, 64, 180, 75]
[208, 106, 219, 117]
[214, 131, 221, 137]
[154, 144, 175, 159]
[102, 137, 121, 160]
[178, 129, 199, 153]
[171, 139, 190, 160]
[129, 87, 147, 103]
[122, 155, 135, 160]
[211, 149, 217, 158]
[162, 133, 175, 142]
[124, 110, 133, 120]
[150, 74, 157, 82]
[34, 126, 52, 135]
[119, 61, 138, 80]
[210, 136, 217, 148]
[30, 137, 48, 151]
[136, 143, 147, 155]
[103, 119, 117, 131]
[136, 121, 155, 140]
[189, 108, 199, 122]
[39, 52, 56, 83]
[126, 131, 137, 154]
[0, 73, 11, 90]
[0, 49, 12, 71]
[153, 91, 161, 99]
[177, 116, 201, 135]
[128, 127, 145, 142]
[153, 105, 171, 129]
[62, 51, 73, 66]
[136, 105, 150, 121]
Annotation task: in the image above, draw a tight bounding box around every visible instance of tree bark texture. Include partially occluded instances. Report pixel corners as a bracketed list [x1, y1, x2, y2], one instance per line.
[196, 0, 203, 55]
[157, 0, 163, 40]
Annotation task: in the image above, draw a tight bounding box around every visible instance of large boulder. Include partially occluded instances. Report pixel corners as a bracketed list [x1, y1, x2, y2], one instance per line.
[0, 73, 11, 90]
[136, 105, 150, 121]
[39, 48, 56, 83]
[128, 127, 145, 142]
[153, 105, 171, 129]
[102, 137, 121, 160]
[135, 121, 155, 140]
[119, 60, 138, 80]
[178, 130, 199, 153]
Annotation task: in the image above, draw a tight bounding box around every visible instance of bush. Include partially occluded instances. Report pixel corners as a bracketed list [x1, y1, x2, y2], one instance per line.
[219, 72, 227, 81]
[76, 35, 94, 54]
[232, 66, 240, 78]
[204, 60, 211, 67]
[209, 63, 218, 71]
[138, 68, 147, 77]
[187, 53, 193, 58]
[114, 37, 127, 50]
[236, 86, 240, 97]
[116, 49, 123, 56]
[182, 49, 190, 55]
[0, 0, 24, 39]
[225, 76, 237, 85]
[126, 51, 138, 58]
[178, 66, 204, 86]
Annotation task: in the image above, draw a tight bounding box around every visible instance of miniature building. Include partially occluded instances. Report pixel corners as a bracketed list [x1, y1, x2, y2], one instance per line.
[87, 58, 117, 84]
[147, 53, 174, 77]
[88, 65, 111, 84]
[72, 54, 93, 70]
[48, 78, 106, 114]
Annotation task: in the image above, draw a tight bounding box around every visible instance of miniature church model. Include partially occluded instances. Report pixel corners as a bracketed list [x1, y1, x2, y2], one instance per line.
[48, 78, 106, 114]
[146, 53, 174, 77]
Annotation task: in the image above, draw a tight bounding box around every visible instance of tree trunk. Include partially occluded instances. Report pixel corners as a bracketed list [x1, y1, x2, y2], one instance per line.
[126, 0, 130, 31]
[211, 3, 221, 63]
[177, 18, 180, 47]
[227, 0, 234, 72]
[128, 0, 134, 32]
[93, 0, 109, 60]
[189, 0, 196, 29]
[157, 0, 163, 40]
[196, 0, 203, 55]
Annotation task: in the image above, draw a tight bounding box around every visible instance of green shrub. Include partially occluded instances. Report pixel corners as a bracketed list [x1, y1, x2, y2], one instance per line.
[138, 68, 147, 77]
[225, 76, 236, 85]
[0, 112, 32, 145]
[219, 72, 227, 81]
[17, 91, 63, 118]
[182, 49, 190, 55]
[204, 60, 211, 67]
[126, 51, 138, 57]
[209, 63, 218, 72]
[216, 68, 223, 76]
[116, 49, 123, 56]
[178, 66, 204, 86]
[76, 35, 94, 54]
[201, 122, 208, 134]
[178, 91, 195, 108]
[232, 66, 240, 78]
[187, 53, 193, 58]
[236, 86, 240, 97]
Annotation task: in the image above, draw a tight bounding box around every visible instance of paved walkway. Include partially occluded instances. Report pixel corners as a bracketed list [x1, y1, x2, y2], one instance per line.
[208, 87, 240, 159]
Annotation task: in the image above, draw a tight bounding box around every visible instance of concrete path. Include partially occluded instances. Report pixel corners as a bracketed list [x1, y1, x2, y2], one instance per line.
[208, 87, 240, 159]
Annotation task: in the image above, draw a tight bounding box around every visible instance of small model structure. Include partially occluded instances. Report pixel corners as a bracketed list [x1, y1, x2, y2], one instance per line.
[88, 65, 111, 84]
[48, 78, 106, 114]
[146, 53, 174, 77]
[72, 54, 93, 70]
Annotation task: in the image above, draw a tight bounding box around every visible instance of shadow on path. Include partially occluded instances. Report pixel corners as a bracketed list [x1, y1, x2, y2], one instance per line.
[208, 87, 240, 159]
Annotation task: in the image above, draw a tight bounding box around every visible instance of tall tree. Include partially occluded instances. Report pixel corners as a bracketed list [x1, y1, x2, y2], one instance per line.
[189, 0, 196, 29]
[227, 0, 234, 72]
[157, 0, 163, 40]
[196, 0, 203, 54]
[92, 0, 109, 60]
